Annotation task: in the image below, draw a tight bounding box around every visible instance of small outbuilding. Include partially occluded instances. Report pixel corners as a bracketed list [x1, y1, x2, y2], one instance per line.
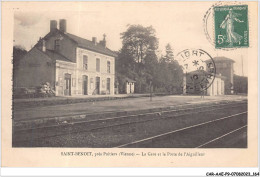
[185, 70, 225, 96]
[207, 74, 225, 96]
[115, 73, 136, 94]
[124, 77, 135, 94]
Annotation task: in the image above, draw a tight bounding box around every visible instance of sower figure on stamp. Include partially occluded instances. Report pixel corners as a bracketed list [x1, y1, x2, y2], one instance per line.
[220, 9, 244, 46]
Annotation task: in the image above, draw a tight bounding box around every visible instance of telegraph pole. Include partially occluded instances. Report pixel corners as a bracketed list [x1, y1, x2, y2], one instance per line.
[150, 81, 152, 101]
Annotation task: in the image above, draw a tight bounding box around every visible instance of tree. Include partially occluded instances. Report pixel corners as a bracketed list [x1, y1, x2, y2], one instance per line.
[13, 45, 27, 70]
[233, 75, 248, 94]
[117, 25, 159, 93]
[13, 45, 27, 87]
[117, 25, 183, 94]
[144, 50, 158, 79]
[155, 44, 183, 94]
[120, 25, 158, 64]
[167, 60, 183, 94]
[163, 43, 174, 63]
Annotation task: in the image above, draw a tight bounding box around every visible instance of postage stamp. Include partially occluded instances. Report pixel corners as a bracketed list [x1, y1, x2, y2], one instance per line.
[176, 49, 216, 94]
[214, 5, 249, 48]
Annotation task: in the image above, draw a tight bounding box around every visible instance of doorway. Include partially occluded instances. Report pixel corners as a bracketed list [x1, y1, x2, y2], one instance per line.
[82, 75, 88, 95]
[130, 83, 132, 93]
[64, 73, 71, 96]
[95, 77, 100, 94]
[107, 78, 110, 94]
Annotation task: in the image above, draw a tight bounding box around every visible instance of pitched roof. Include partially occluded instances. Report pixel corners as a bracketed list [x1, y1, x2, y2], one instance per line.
[187, 70, 226, 79]
[206, 57, 235, 63]
[33, 47, 74, 63]
[26, 47, 53, 62]
[116, 72, 136, 83]
[124, 77, 136, 83]
[65, 33, 117, 58]
[39, 28, 117, 58]
[45, 49, 74, 63]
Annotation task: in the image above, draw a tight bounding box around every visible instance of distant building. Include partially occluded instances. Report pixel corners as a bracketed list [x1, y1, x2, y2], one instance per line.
[185, 70, 225, 96]
[16, 19, 117, 96]
[115, 73, 135, 94]
[124, 77, 135, 94]
[207, 74, 225, 96]
[207, 57, 235, 94]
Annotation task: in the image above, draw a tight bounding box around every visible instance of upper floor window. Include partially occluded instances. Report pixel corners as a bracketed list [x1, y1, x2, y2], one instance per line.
[96, 58, 100, 72]
[54, 39, 60, 51]
[107, 61, 111, 73]
[83, 55, 88, 70]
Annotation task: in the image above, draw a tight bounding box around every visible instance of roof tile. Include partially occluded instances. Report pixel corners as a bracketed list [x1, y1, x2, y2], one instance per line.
[65, 33, 117, 57]
[45, 49, 75, 63]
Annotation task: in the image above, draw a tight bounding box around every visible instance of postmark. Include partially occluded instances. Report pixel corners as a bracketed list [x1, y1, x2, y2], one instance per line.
[214, 5, 249, 48]
[176, 49, 216, 94]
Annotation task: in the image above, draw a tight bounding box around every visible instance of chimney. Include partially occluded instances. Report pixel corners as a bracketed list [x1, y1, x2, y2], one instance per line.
[92, 37, 97, 45]
[42, 39, 46, 52]
[50, 20, 57, 32]
[59, 19, 67, 33]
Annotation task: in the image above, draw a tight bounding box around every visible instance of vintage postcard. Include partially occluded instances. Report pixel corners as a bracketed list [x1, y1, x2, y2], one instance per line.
[1, 1, 258, 168]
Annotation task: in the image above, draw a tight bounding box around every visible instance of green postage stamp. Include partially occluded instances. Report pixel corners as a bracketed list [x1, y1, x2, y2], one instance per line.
[214, 5, 249, 48]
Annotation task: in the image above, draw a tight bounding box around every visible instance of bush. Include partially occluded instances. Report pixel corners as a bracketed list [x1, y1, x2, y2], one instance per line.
[13, 87, 36, 98]
[13, 82, 55, 99]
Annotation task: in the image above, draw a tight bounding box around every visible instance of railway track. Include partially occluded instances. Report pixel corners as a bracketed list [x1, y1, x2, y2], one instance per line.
[196, 125, 247, 148]
[13, 99, 247, 129]
[115, 111, 247, 148]
[13, 100, 247, 146]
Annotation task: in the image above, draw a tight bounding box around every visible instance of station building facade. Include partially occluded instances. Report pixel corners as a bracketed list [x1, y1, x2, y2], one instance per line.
[206, 74, 225, 96]
[186, 70, 225, 96]
[16, 19, 117, 96]
[207, 57, 235, 95]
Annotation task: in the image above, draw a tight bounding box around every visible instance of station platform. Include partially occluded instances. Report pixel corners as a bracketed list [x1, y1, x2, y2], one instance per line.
[13, 93, 156, 108]
[13, 95, 247, 122]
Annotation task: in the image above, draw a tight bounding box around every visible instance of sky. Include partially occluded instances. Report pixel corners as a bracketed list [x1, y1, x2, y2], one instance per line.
[13, 2, 248, 76]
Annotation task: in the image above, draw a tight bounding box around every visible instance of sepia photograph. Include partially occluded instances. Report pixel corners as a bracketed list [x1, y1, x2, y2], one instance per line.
[12, 2, 249, 148]
[1, 1, 258, 168]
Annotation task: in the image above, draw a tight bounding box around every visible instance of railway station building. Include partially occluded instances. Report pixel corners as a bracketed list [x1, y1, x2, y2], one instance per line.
[186, 70, 225, 96]
[185, 56, 235, 96]
[207, 57, 235, 95]
[15, 19, 117, 96]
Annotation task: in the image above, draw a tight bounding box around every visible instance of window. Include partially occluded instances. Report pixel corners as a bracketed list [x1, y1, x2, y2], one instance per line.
[54, 39, 60, 51]
[107, 61, 111, 73]
[96, 58, 100, 72]
[83, 55, 88, 70]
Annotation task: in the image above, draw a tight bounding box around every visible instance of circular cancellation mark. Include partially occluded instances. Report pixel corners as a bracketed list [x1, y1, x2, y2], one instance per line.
[176, 49, 216, 94]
